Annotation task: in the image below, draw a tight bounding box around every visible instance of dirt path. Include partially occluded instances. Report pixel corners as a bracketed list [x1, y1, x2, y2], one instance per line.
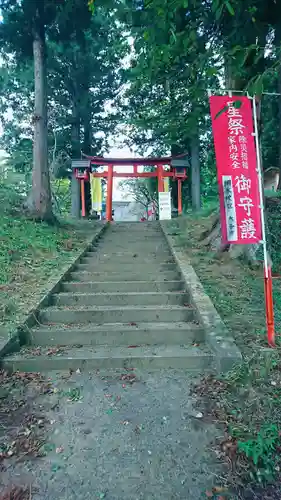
[1, 368, 221, 500]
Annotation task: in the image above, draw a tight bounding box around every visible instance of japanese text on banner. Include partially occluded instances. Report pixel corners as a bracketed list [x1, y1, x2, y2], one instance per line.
[209, 95, 262, 245]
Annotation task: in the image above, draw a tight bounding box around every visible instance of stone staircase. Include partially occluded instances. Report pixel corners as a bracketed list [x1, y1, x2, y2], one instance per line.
[3, 222, 214, 372]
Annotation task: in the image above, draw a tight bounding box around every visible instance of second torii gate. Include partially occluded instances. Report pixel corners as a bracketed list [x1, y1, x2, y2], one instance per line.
[71, 155, 188, 221]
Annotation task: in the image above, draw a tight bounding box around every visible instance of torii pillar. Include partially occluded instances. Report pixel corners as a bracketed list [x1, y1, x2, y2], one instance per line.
[106, 164, 114, 222]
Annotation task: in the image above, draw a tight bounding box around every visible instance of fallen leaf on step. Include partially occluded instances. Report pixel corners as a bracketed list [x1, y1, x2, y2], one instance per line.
[129, 322, 137, 326]
[46, 347, 64, 356]
[205, 486, 229, 498]
[120, 373, 137, 384]
[128, 345, 140, 348]
[213, 487, 228, 493]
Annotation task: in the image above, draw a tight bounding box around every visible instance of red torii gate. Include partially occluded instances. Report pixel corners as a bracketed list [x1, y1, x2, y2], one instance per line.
[72, 155, 188, 221]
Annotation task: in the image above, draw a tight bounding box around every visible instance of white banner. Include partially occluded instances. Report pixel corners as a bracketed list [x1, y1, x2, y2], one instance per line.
[158, 192, 171, 220]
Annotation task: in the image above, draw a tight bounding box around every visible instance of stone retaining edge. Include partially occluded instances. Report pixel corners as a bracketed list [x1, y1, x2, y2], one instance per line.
[161, 222, 242, 372]
[0, 222, 108, 360]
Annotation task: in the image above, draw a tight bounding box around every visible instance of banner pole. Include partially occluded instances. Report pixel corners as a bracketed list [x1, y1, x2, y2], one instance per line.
[252, 95, 275, 346]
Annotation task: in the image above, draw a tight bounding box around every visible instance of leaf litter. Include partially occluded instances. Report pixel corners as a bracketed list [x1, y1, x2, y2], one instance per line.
[0, 370, 55, 465]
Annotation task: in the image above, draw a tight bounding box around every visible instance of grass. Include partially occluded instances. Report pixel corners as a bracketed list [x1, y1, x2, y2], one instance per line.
[167, 213, 281, 351]
[166, 214, 281, 498]
[0, 212, 96, 333]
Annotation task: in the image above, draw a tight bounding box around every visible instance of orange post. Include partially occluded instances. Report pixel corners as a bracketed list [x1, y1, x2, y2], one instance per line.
[80, 179, 86, 217]
[264, 266, 275, 347]
[157, 164, 164, 193]
[178, 179, 182, 215]
[106, 164, 113, 222]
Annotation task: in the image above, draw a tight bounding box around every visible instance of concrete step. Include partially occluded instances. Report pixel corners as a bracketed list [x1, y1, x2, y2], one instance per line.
[110, 223, 161, 230]
[75, 262, 178, 272]
[29, 322, 205, 346]
[38, 305, 196, 325]
[91, 241, 170, 249]
[109, 228, 163, 233]
[99, 238, 167, 244]
[3, 345, 214, 372]
[69, 270, 182, 282]
[110, 222, 160, 228]
[82, 253, 173, 263]
[94, 244, 171, 252]
[52, 291, 190, 307]
[61, 280, 186, 294]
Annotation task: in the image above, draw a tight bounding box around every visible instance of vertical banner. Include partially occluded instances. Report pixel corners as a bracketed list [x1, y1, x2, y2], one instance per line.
[158, 192, 171, 220]
[209, 95, 262, 244]
[163, 177, 170, 192]
[90, 175, 102, 212]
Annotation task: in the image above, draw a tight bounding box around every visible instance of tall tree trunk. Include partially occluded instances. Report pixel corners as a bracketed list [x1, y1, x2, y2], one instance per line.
[70, 93, 81, 217]
[71, 93, 81, 157]
[83, 108, 92, 155]
[191, 128, 200, 211]
[82, 77, 92, 155]
[30, 2, 54, 223]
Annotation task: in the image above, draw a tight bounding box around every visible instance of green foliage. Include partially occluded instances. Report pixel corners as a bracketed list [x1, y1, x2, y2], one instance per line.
[119, 177, 158, 213]
[0, 177, 87, 328]
[52, 179, 71, 215]
[168, 214, 281, 494]
[0, 0, 129, 184]
[0, 181, 76, 284]
[265, 195, 281, 271]
[237, 424, 279, 482]
[117, 0, 281, 212]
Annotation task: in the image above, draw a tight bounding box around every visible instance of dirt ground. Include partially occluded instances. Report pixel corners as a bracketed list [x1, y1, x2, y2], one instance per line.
[0, 368, 222, 500]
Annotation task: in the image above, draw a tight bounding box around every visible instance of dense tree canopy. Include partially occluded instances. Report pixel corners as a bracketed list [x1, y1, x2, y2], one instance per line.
[0, 0, 281, 218]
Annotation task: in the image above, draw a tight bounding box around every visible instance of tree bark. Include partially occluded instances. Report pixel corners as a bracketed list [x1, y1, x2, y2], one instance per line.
[81, 76, 92, 155]
[191, 129, 200, 211]
[71, 93, 81, 158]
[83, 108, 92, 155]
[29, 2, 54, 223]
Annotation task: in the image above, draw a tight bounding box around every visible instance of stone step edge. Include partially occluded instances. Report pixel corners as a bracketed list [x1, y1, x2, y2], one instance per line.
[29, 325, 205, 346]
[160, 222, 242, 373]
[77, 262, 177, 268]
[54, 291, 188, 297]
[63, 280, 185, 286]
[69, 270, 181, 275]
[41, 304, 195, 312]
[32, 321, 202, 332]
[3, 346, 214, 372]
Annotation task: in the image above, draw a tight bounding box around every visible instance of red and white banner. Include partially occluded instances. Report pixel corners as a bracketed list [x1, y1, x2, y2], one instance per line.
[209, 95, 262, 244]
